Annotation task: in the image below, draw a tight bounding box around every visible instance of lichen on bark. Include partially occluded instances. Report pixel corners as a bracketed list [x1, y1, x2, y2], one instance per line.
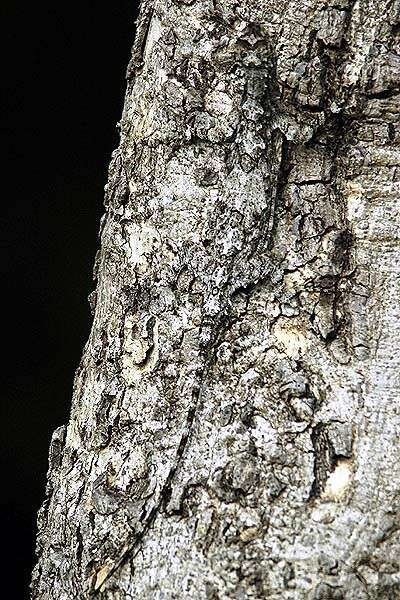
[32, 1, 400, 599]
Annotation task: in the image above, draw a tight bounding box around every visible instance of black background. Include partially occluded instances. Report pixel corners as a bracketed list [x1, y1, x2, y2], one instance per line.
[1, 2, 140, 596]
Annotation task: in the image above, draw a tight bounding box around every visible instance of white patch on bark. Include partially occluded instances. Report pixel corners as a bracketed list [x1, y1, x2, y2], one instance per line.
[322, 459, 353, 501]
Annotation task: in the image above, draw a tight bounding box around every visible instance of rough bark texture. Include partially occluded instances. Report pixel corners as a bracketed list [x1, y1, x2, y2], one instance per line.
[32, 1, 400, 598]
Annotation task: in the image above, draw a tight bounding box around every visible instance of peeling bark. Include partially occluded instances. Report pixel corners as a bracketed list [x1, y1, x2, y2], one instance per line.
[32, 1, 400, 598]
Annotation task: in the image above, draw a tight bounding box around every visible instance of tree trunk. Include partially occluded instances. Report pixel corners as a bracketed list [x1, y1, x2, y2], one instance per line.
[32, 1, 400, 598]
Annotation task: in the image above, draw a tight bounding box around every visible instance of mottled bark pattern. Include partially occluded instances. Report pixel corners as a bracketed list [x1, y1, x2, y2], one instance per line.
[32, 0, 400, 598]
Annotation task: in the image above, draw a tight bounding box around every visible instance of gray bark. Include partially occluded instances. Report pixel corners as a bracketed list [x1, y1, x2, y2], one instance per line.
[32, 0, 400, 598]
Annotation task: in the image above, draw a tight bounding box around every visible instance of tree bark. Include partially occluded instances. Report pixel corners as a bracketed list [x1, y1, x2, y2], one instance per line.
[32, 1, 400, 598]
